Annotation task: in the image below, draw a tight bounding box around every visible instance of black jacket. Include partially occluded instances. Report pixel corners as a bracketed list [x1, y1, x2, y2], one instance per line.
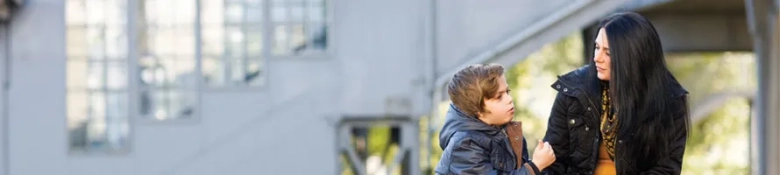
[542, 65, 689, 175]
[436, 104, 541, 175]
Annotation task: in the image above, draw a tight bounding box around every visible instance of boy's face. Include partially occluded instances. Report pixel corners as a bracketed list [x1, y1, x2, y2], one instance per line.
[477, 75, 515, 126]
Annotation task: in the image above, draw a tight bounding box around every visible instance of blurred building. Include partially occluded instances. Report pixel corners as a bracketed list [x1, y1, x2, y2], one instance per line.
[0, 0, 776, 174]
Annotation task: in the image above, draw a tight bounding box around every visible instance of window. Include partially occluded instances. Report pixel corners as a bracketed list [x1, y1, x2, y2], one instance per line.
[200, 0, 329, 87]
[66, 0, 130, 153]
[270, 0, 327, 56]
[138, 0, 198, 120]
[201, 0, 266, 87]
[65, 0, 330, 152]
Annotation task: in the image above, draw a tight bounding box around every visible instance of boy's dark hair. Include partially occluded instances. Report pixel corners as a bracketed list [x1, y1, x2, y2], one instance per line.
[447, 63, 505, 117]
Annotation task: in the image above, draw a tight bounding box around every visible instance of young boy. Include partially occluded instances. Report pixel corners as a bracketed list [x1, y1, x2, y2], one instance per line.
[435, 64, 555, 175]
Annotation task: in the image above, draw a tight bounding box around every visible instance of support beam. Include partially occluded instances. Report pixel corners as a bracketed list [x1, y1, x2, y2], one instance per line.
[746, 0, 780, 174]
[0, 22, 7, 175]
[582, 24, 598, 64]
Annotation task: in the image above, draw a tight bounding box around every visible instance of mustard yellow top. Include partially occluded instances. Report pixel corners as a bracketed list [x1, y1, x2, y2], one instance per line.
[595, 86, 617, 175]
[594, 142, 616, 175]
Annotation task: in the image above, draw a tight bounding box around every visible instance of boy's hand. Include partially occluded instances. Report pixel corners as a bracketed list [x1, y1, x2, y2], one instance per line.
[532, 140, 556, 171]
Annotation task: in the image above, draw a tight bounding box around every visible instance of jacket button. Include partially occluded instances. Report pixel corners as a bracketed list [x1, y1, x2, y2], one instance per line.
[585, 126, 589, 131]
[569, 119, 576, 125]
[587, 107, 591, 111]
[515, 136, 520, 140]
[563, 88, 569, 92]
[556, 85, 561, 89]
[618, 140, 623, 144]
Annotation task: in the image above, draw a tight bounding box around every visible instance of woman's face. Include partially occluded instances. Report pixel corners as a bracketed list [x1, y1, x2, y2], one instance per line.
[594, 28, 611, 81]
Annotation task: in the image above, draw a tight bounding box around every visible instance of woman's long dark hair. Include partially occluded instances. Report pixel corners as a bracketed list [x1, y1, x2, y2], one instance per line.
[592, 12, 690, 167]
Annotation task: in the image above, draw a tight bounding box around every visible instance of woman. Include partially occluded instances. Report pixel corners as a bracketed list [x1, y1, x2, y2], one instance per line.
[541, 12, 690, 174]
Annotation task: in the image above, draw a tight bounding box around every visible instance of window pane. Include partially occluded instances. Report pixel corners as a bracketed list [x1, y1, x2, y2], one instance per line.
[105, 26, 128, 58]
[246, 0, 263, 7]
[308, 4, 324, 22]
[77, 118, 128, 152]
[272, 24, 288, 55]
[172, 0, 196, 24]
[106, 91, 129, 119]
[247, 26, 263, 57]
[85, 0, 106, 25]
[168, 90, 196, 119]
[139, 57, 169, 87]
[86, 62, 104, 90]
[85, 118, 107, 149]
[67, 0, 130, 153]
[199, 0, 275, 87]
[308, 23, 327, 50]
[145, 90, 170, 119]
[290, 6, 304, 22]
[289, 24, 306, 53]
[68, 119, 89, 151]
[66, 0, 87, 25]
[246, 59, 265, 86]
[225, 3, 244, 24]
[246, 6, 264, 23]
[202, 57, 227, 87]
[225, 26, 245, 57]
[173, 28, 196, 55]
[103, 119, 130, 150]
[202, 26, 225, 55]
[67, 91, 89, 127]
[138, 88, 157, 117]
[106, 61, 128, 90]
[88, 91, 107, 120]
[67, 61, 88, 89]
[142, 89, 195, 120]
[139, 57, 197, 88]
[172, 59, 199, 90]
[271, 4, 287, 22]
[86, 27, 107, 59]
[143, 0, 162, 24]
[105, 0, 127, 25]
[200, 0, 225, 25]
[229, 58, 245, 85]
[146, 28, 175, 55]
[66, 27, 88, 57]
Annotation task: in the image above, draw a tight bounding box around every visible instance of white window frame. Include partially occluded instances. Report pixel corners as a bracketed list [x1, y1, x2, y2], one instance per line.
[202, 0, 334, 92]
[133, 0, 202, 123]
[65, 0, 335, 153]
[65, 0, 133, 154]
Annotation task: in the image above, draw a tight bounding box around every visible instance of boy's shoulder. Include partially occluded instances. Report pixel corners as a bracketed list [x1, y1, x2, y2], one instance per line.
[446, 130, 495, 149]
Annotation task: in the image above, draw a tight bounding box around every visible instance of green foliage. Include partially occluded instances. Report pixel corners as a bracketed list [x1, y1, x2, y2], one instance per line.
[666, 52, 754, 175]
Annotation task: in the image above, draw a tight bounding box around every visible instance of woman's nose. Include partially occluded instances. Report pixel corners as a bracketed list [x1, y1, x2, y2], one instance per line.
[593, 52, 603, 63]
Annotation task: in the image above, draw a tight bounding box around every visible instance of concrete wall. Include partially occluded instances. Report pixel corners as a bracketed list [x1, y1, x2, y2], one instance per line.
[0, 18, 7, 175]
[645, 14, 753, 52]
[434, 0, 570, 75]
[7, 0, 68, 175]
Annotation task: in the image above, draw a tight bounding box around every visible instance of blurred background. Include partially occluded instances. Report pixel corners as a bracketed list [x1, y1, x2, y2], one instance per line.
[0, 0, 778, 174]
